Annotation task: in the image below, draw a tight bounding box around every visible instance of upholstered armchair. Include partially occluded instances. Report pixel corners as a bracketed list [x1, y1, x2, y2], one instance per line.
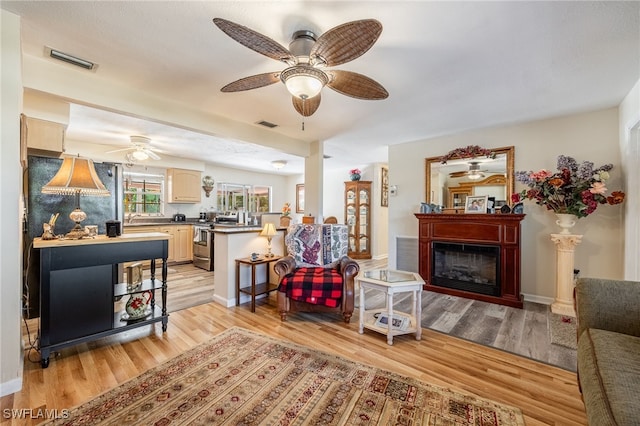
[274, 223, 359, 322]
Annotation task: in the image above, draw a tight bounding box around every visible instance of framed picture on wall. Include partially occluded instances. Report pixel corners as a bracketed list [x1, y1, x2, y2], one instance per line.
[381, 167, 389, 207]
[465, 195, 488, 214]
[296, 184, 305, 213]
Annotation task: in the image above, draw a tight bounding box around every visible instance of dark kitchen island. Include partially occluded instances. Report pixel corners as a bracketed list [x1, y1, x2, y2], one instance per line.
[33, 233, 169, 368]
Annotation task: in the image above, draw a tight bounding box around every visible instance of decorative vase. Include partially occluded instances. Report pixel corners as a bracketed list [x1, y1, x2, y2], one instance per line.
[280, 215, 291, 228]
[350, 173, 361, 181]
[555, 213, 578, 235]
[125, 291, 152, 320]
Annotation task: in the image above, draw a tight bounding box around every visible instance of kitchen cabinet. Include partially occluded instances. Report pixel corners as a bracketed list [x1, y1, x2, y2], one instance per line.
[124, 224, 192, 264]
[344, 180, 372, 259]
[173, 225, 193, 262]
[34, 233, 169, 368]
[167, 168, 201, 203]
[21, 114, 66, 153]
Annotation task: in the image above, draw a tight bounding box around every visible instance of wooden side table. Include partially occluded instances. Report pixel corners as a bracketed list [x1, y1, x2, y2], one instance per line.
[358, 269, 424, 345]
[235, 256, 282, 312]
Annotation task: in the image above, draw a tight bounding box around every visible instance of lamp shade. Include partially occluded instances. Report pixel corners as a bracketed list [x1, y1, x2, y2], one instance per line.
[260, 223, 278, 237]
[280, 66, 328, 99]
[42, 157, 110, 196]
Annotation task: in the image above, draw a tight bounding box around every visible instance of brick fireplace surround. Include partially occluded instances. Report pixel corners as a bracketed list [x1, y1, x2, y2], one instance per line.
[415, 213, 525, 308]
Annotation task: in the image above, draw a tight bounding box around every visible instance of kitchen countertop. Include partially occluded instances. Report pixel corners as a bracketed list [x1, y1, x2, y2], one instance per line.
[212, 226, 285, 233]
[34, 232, 170, 248]
[123, 222, 287, 233]
[123, 221, 198, 227]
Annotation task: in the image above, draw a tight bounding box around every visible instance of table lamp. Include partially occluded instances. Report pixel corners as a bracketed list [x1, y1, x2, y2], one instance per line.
[259, 223, 277, 257]
[41, 155, 110, 239]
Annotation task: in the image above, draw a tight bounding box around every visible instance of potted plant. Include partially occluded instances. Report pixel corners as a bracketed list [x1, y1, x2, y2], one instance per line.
[280, 202, 292, 227]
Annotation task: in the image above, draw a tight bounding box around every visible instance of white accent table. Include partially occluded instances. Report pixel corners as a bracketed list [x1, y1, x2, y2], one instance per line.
[358, 269, 424, 345]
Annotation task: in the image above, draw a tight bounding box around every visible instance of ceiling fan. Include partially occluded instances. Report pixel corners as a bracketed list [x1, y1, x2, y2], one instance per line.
[106, 135, 162, 161]
[449, 161, 490, 180]
[213, 17, 389, 117]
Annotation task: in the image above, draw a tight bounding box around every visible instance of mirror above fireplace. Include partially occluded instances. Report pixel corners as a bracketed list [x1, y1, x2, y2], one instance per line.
[425, 146, 514, 211]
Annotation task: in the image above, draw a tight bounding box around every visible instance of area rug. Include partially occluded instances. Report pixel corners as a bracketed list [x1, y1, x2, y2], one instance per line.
[42, 327, 525, 425]
[549, 313, 578, 349]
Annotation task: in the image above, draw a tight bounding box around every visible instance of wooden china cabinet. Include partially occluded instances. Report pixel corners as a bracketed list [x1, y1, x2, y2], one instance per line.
[344, 180, 372, 259]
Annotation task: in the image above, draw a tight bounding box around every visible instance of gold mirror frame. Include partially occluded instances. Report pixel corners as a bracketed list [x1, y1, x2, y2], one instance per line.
[424, 146, 515, 207]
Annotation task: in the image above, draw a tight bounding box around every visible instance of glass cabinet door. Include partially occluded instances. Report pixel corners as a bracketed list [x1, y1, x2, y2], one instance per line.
[344, 181, 372, 259]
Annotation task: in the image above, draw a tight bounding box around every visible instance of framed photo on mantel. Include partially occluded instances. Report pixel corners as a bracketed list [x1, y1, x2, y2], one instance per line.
[465, 195, 488, 214]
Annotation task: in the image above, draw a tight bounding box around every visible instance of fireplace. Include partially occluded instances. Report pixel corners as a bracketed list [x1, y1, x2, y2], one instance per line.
[432, 242, 500, 296]
[415, 213, 524, 308]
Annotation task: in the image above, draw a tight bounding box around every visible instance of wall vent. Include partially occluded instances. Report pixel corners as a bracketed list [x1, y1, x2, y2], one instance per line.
[45, 47, 97, 71]
[256, 120, 278, 128]
[396, 236, 418, 273]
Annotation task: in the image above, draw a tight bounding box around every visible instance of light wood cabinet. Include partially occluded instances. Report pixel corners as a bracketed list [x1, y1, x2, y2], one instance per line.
[344, 180, 372, 259]
[21, 114, 66, 153]
[167, 168, 201, 203]
[124, 224, 193, 264]
[172, 225, 193, 263]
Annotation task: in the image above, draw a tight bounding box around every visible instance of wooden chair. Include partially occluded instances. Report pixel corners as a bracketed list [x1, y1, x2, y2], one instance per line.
[323, 216, 338, 224]
[274, 223, 359, 322]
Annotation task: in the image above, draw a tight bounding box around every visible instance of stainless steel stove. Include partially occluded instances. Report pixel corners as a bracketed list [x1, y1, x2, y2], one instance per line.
[193, 223, 214, 271]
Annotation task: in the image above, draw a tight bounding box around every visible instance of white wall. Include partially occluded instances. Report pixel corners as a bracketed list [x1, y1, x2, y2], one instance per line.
[0, 9, 24, 396]
[389, 108, 624, 301]
[618, 77, 640, 280]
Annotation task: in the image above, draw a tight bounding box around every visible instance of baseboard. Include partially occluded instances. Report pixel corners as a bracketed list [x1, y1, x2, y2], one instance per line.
[212, 294, 234, 308]
[521, 293, 554, 306]
[0, 376, 23, 397]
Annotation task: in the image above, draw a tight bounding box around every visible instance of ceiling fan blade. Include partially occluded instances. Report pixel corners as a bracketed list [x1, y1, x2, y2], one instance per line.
[221, 72, 281, 92]
[213, 18, 294, 63]
[310, 19, 382, 67]
[145, 149, 161, 160]
[106, 147, 133, 154]
[449, 171, 468, 178]
[292, 94, 321, 117]
[326, 70, 388, 100]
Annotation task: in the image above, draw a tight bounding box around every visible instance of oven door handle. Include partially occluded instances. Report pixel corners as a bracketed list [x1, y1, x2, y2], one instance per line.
[193, 255, 210, 261]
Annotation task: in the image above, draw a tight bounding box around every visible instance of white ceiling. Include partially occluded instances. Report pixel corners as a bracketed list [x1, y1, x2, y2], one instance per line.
[3, 1, 639, 175]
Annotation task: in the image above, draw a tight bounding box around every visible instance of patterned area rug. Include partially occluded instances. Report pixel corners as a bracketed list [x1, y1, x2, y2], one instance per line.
[549, 313, 578, 349]
[43, 328, 525, 425]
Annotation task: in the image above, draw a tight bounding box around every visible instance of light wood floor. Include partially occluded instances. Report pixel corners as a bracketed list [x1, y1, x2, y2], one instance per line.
[3, 261, 587, 425]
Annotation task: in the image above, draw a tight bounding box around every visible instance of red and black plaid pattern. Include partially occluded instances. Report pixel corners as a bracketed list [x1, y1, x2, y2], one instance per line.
[279, 267, 343, 308]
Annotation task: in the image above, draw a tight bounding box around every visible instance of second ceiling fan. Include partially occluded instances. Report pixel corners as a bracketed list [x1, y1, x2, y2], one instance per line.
[213, 17, 389, 117]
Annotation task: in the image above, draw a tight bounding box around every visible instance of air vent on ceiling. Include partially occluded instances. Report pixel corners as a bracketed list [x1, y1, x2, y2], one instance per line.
[256, 120, 278, 128]
[45, 47, 97, 71]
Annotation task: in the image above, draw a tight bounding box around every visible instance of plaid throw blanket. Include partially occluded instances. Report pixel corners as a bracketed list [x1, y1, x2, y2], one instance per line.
[279, 267, 343, 308]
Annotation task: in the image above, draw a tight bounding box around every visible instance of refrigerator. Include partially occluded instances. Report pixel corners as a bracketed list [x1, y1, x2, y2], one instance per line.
[23, 155, 123, 318]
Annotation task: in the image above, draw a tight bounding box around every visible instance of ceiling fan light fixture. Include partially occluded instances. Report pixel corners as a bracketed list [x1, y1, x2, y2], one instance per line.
[131, 150, 149, 161]
[281, 66, 328, 99]
[468, 171, 483, 180]
[271, 160, 287, 170]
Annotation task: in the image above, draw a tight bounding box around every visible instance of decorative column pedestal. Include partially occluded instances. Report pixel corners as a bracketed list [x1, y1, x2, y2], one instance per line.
[550, 233, 582, 317]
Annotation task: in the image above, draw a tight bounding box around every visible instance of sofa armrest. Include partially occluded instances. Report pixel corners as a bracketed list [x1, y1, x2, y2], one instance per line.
[337, 256, 359, 313]
[575, 277, 640, 339]
[274, 256, 296, 283]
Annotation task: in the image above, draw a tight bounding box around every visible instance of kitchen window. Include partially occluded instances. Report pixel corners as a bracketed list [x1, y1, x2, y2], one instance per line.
[123, 172, 164, 215]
